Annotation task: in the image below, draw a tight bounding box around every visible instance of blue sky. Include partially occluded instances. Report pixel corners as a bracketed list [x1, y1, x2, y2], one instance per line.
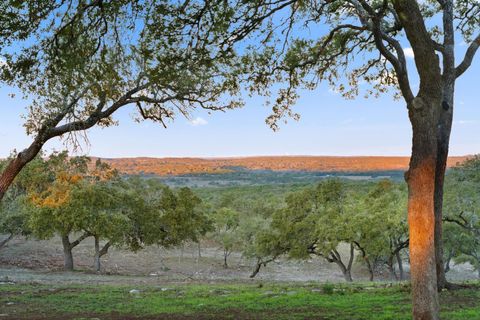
[1, 46, 479, 158]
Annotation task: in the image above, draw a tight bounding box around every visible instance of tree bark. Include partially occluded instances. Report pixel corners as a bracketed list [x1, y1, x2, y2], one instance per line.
[387, 256, 398, 281]
[435, 0, 456, 291]
[0, 143, 43, 201]
[353, 241, 373, 281]
[93, 236, 111, 272]
[396, 250, 405, 281]
[94, 236, 101, 272]
[330, 245, 354, 283]
[405, 96, 441, 320]
[223, 249, 229, 268]
[0, 233, 14, 250]
[61, 235, 75, 271]
[444, 251, 453, 273]
[60, 232, 91, 271]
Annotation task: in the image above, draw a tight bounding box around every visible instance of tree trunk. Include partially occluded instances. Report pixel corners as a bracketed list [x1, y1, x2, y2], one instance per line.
[406, 96, 440, 320]
[354, 241, 374, 281]
[387, 257, 398, 281]
[435, 0, 455, 290]
[250, 258, 262, 278]
[343, 267, 353, 282]
[331, 245, 354, 283]
[223, 249, 229, 268]
[94, 236, 101, 272]
[0, 142, 43, 202]
[61, 235, 74, 271]
[93, 236, 111, 272]
[444, 251, 452, 273]
[396, 251, 405, 281]
[0, 233, 14, 250]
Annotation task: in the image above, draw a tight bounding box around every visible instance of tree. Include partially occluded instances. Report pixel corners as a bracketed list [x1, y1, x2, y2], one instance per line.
[358, 180, 409, 281]
[118, 177, 212, 254]
[211, 207, 241, 268]
[68, 178, 127, 272]
[0, 0, 244, 200]
[221, 0, 479, 317]
[26, 152, 94, 270]
[443, 156, 480, 278]
[0, 156, 49, 249]
[252, 180, 360, 282]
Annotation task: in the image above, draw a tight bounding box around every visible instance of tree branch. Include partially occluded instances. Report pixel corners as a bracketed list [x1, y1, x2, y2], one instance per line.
[455, 33, 480, 78]
[70, 231, 92, 249]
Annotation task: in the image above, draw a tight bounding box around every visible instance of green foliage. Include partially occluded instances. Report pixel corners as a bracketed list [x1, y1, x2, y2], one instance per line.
[244, 178, 408, 279]
[444, 156, 480, 275]
[0, 155, 51, 241]
[321, 282, 335, 295]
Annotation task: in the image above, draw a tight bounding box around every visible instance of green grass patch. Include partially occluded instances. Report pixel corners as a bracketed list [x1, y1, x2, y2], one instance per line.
[0, 282, 478, 319]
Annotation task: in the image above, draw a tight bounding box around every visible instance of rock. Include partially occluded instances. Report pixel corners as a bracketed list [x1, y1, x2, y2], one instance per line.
[129, 289, 141, 295]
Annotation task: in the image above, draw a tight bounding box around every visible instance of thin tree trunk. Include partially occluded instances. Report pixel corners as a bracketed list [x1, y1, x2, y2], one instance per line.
[331, 246, 354, 283]
[354, 241, 374, 281]
[396, 251, 405, 281]
[93, 236, 111, 272]
[61, 235, 74, 271]
[250, 258, 263, 278]
[250, 256, 276, 278]
[406, 96, 441, 320]
[0, 233, 14, 250]
[444, 251, 453, 273]
[387, 257, 398, 281]
[94, 236, 101, 272]
[223, 249, 229, 268]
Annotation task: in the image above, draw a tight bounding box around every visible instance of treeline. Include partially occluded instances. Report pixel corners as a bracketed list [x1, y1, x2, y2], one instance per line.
[0, 152, 210, 271]
[1, 154, 479, 280]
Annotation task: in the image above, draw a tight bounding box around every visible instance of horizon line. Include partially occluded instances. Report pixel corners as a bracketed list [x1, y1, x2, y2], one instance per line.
[92, 154, 473, 160]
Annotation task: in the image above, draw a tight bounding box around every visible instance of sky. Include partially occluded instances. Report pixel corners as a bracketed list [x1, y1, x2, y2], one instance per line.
[1, 45, 479, 159]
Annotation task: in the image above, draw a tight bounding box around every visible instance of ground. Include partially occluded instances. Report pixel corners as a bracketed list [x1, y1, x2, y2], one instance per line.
[0, 236, 478, 319]
[0, 281, 479, 319]
[0, 236, 477, 283]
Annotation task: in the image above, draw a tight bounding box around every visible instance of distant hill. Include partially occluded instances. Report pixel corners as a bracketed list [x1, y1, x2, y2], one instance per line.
[98, 156, 470, 176]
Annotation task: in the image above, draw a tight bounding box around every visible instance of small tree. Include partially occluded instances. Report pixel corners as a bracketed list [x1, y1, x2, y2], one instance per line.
[27, 153, 94, 270]
[252, 180, 358, 282]
[211, 207, 241, 268]
[357, 180, 409, 281]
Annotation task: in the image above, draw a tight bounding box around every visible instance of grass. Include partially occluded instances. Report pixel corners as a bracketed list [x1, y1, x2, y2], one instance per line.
[0, 281, 479, 319]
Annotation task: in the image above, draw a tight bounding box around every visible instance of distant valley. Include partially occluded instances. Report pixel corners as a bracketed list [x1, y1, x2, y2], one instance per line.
[100, 155, 469, 176]
[97, 156, 470, 187]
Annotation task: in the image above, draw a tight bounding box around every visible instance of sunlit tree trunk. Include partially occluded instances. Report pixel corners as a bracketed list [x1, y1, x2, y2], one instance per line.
[406, 96, 440, 320]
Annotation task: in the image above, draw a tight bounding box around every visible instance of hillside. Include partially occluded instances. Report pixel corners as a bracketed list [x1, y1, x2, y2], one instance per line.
[100, 156, 469, 176]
